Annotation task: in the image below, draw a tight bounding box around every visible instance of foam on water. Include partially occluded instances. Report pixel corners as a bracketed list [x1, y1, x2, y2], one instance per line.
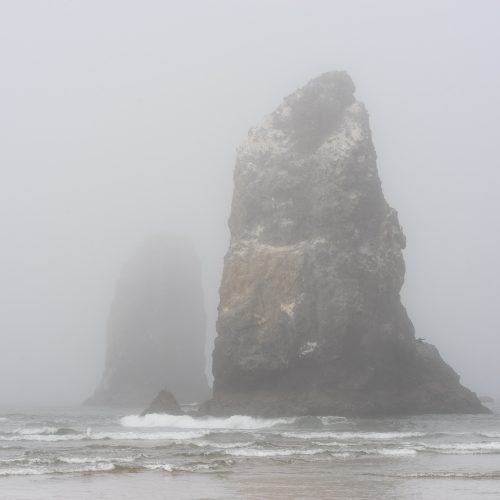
[57, 456, 137, 465]
[186, 440, 255, 449]
[280, 431, 426, 440]
[479, 432, 500, 438]
[121, 413, 296, 430]
[421, 442, 500, 454]
[14, 427, 59, 435]
[372, 448, 417, 457]
[2, 408, 500, 480]
[0, 430, 209, 442]
[224, 448, 327, 458]
[0, 463, 116, 476]
[144, 459, 232, 473]
[387, 471, 500, 480]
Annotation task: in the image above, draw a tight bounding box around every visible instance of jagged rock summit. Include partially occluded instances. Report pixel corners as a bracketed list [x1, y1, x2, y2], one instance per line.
[206, 71, 488, 417]
[86, 234, 210, 408]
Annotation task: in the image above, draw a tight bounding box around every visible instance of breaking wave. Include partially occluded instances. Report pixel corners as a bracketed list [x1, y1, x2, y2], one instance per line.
[2, 408, 500, 480]
[0, 462, 116, 476]
[382, 471, 500, 480]
[420, 442, 500, 454]
[224, 447, 327, 458]
[144, 459, 232, 473]
[0, 428, 209, 442]
[121, 414, 296, 430]
[280, 431, 426, 440]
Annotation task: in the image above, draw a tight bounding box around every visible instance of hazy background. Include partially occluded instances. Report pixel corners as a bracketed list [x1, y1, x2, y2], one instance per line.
[1, 0, 498, 408]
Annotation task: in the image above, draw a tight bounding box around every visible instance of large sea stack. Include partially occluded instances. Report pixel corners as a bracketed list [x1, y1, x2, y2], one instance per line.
[86, 234, 210, 407]
[207, 71, 488, 417]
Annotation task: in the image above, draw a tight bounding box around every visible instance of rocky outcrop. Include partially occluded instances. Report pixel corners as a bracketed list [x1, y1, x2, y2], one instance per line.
[141, 389, 184, 416]
[479, 396, 495, 404]
[206, 71, 489, 417]
[86, 234, 210, 407]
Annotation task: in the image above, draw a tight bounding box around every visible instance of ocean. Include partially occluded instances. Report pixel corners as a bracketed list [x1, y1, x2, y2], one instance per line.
[0, 403, 499, 499]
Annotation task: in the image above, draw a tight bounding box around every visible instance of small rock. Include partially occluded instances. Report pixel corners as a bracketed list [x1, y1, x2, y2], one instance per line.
[141, 389, 184, 416]
[479, 396, 495, 404]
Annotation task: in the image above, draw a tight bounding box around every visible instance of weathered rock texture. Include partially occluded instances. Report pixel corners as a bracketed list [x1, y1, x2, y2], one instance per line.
[141, 389, 184, 416]
[207, 71, 488, 416]
[86, 234, 210, 407]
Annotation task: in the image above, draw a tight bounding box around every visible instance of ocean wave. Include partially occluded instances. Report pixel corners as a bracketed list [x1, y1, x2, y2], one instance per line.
[56, 455, 139, 465]
[224, 447, 327, 458]
[144, 459, 232, 473]
[121, 414, 296, 430]
[319, 416, 348, 425]
[371, 448, 417, 457]
[280, 431, 426, 440]
[0, 463, 116, 476]
[0, 455, 142, 467]
[0, 433, 84, 442]
[382, 471, 500, 480]
[0, 429, 209, 442]
[0, 457, 45, 465]
[309, 443, 418, 457]
[14, 427, 59, 435]
[186, 440, 255, 449]
[421, 442, 500, 454]
[11, 427, 79, 436]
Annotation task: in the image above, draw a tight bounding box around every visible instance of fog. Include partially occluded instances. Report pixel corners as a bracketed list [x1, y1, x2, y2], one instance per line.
[0, 0, 498, 409]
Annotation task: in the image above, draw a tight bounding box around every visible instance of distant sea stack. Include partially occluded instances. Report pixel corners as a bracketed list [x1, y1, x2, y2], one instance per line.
[206, 71, 488, 417]
[86, 234, 210, 407]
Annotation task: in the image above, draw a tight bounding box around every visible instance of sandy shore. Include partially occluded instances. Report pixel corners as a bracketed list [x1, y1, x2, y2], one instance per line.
[2, 460, 500, 500]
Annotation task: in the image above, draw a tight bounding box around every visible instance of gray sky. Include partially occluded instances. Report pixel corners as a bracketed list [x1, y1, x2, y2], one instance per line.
[1, 0, 499, 408]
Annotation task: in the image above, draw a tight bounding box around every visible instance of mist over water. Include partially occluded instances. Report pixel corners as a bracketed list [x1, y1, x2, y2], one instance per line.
[1, 404, 500, 499]
[1, 2, 500, 499]
[0, 1, 499, 408]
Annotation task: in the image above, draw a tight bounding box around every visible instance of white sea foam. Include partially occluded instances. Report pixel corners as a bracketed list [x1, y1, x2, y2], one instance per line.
[90, 430, 209, 441]
[318, 416, 348, 425]
[57, 456, 135, 465]
[281, 431, 425, 440]
[312, 441, 345, 447]
[0, 467, 45, 476]
[0, 455, 140, 468]
[146, 463, 174, 472]
[187, 440, 255, 449]
[374, 448, 417, 457]
[144, 461, 230, 473]
[225, 448, 326, 458]
[310, 442, 417, 457]
[389, 471, 500, 479]
[121, 414, 296, 430]
[0, 433, 85, 442]
[0, 463, 116, 476]
[0, 430, 209, 442]
[422, 442, 500, 454]
[14, 427, 60, 436]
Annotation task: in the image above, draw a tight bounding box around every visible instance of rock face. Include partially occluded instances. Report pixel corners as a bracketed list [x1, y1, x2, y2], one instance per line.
[141, 389, 184, 416]
[207, 71, 488, 417]
[479, 396, 495, 404]
[86, 234, 210, 407]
